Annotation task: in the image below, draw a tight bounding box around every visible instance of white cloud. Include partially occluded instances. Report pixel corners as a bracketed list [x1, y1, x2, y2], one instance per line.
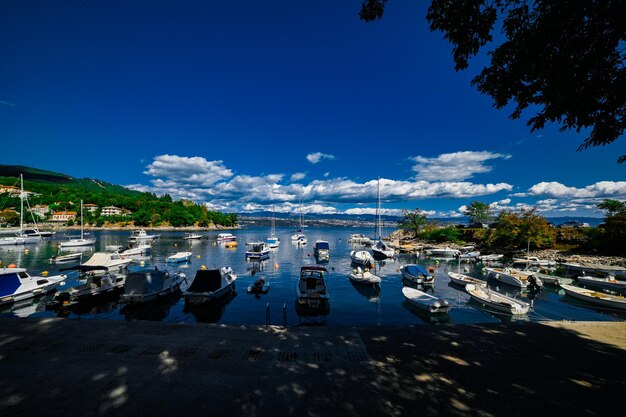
[306, 152, 335, 164]
[344, 207, 405, 216]
[144, 154, 233, 186]
[323, 172, 330, 177]
[290, 172, 306, 181]
[411, 151, 511, 181]
[522, 181, 626, 199]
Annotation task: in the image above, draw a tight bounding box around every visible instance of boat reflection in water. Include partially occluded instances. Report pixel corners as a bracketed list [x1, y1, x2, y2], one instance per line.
[295, 299, 330, 326]
[184, 291, 236, 323]
[54, 299, 120, 318]
[401, 299, 451, 324]
[120, 291, 181, 321]
[349, 280, 381, 303]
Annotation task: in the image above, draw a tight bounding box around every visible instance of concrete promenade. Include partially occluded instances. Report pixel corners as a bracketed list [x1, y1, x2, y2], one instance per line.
[1, 318, 625, 416]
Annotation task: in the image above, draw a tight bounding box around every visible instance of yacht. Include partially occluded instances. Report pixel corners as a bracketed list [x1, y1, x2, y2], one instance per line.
[0, 267, 66, 306]
[129, 229, 159, 242]
[0, 175, 43, 246]
[58, 200, 96, 248]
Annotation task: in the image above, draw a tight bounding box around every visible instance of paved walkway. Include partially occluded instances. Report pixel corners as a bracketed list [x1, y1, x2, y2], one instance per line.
[1, 318, 625, 416]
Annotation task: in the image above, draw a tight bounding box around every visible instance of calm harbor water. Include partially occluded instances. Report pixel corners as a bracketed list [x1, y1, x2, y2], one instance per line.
[1, 227, 624, 325]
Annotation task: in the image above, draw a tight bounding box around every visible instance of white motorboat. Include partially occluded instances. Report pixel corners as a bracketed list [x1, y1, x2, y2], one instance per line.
[245, 241, 271, 260]
[165, 252, 193, 263]
[166, 251, 193, 263]
[465, 283, 531, 315]
[119, 244, 151, 256]
[457, 251, 481, 260]
[0, 267, 66, 306]
[291, 204, 307, 244]
[217, 233, 237, 242]
[477, 253, 504, 262]
[447, 271, 487, 288]
[313, 240, 330, 261]
[49, 252, 83, 264]
[58, 200, 96, 248]
[348, 234, 372, 245]
[183, 266, 237, 304]
[183, 233, 204, 240]
[560, 284, 626, 311]
[485, 267, 543, 289]
[349, 266, 381, 285]
[532, 271, 572, 286]
[296, 266, 329, 308]
[81, 252, 132, 274]
[402, 287, 450, 314]
[576, 275, 626, 294]
[129, 229, 159, 242]
[512, 256, 557, 267]
[22, 228, 55, 237]
[401, 264, 434, 284]
[371, 239, 395, 259]
[350, 250, 374, 267]
[427, 247, 461, 257]
[48, 266, 125, 308]
[119, 268, 185, 305]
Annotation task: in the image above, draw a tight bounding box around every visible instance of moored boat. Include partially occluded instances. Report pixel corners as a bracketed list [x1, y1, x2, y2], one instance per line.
[217, 233, 237, 242]
[183, 267, 237, 304]
[350, 250, 374, 267]
[349, 266, 381, 285]
[485, 267, 543, 289]
[0, 267, 67, 306]
[247, 276, 270, 295]
[296, 266, 329, 308]
[166, 251, 193, 263]
[465, 283, 531, 315]
[119, 268, 185, 305]
[401, 264, 434, 284]
[402, 286, 450, 314]
[129, 229, 159, 242]
[447, 271, 487, 288]
[348, 234, 372, 245]
[245, 241, 271, 260]
[49, 252, 83, 264]
[81, 252, 132, 273]
[560, 284, 626, 311]
[576, 275, 626, 294]
[183, 233, 203, 240]
[47, 266, 125, 308]
[313, 240, 330, 261]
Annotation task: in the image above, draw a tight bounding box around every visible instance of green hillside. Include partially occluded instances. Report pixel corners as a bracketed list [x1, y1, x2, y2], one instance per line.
[0, 165, 237, 228]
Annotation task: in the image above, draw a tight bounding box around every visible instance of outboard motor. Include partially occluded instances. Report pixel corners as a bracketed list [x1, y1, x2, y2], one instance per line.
[528, 275, 542, 291]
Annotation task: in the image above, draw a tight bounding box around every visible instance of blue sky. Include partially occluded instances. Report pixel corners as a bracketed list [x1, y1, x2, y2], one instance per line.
[1, 1, 624, 218]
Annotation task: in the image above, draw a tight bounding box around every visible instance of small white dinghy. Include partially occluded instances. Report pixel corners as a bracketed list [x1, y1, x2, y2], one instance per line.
[447, 271, 487, 287]
[465, 283, 531, 315]
[349, 266, 381, 285]
[350, 250, 374, 267]
[402, 286, 450, 314]
[166, 251, 193, 263]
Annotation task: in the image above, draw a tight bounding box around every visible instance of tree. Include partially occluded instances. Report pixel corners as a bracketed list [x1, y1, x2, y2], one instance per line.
[463, 201, 493, 225]
[597, 199, 626, 218]
[398, 208, 428, 238]
[360, 1, 626, 162]
[490, 208, 555, 249]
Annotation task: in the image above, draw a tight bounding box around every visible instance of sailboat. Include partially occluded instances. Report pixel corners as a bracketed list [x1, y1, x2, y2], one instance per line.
[371, 178, 394, 259]
[58, 200, 96, 248]
[0, 174, 42, 246]
[266, 205, 280, 248]
[290, 203, 307, 244]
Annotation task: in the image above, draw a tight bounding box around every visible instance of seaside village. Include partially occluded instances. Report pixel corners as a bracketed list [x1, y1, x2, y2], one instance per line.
[1, 174, 625, 319]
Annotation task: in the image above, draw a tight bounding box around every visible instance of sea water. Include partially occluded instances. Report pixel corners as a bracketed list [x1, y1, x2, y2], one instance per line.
[1, 227, 624, 325]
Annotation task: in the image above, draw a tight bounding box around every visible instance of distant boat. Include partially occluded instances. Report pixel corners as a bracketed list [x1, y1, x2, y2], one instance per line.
[0, 174, 43, 246]
[0, 267, 66, 306]
[426, 247, 461, 257]
[22, 228, 55, 238]
[217, 233, 237, 242]
[466, 283, 531, 315]
[245, 241, 271, 260]
[49, 252, 83, 264]
[58, 200, 96, 248]
[313, 240, 330, 261]
[129, 229, 159, 242]
[291, 203, 307, 244]
[184, 267, 237, 305]
[247, 276, 270, 295]
[183, 233, 203, 240]
[371, 178, 394, 259]
[119, 244, 152, 256]
[266, 205, 280, 248]
[166, 251, 193, 263]
[402, 287, 450, 314]
[348, 234, 372, 245]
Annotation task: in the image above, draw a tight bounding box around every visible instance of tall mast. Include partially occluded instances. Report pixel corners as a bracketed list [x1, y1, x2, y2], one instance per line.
[375, 177, 381, 240]
[80, 199, 84, 240]
[19, 174, 24, 233]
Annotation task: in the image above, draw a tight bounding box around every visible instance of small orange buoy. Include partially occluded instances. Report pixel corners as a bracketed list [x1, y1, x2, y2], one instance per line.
[274, 263, 279, 270]
[8, 263, 17, 268]
[428, 266, 435, 273]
